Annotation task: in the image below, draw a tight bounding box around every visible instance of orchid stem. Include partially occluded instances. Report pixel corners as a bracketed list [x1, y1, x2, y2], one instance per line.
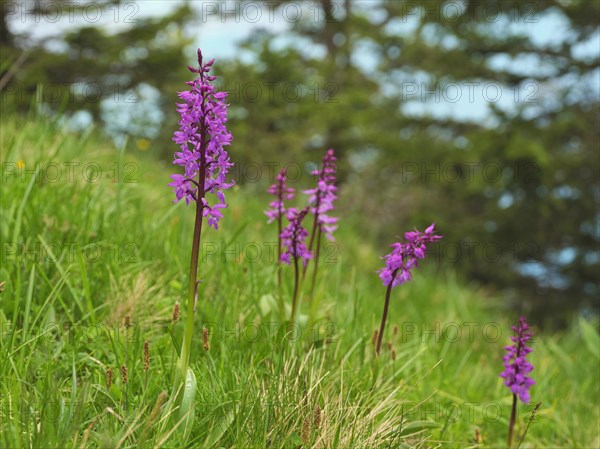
[308, 227, 322, 300]
[179, 191, 203, 379]
[277, 209, 284, 321]
[303, 194, 321, 278]
[376, 268, 398, 357]
[508, 393, 517, 449]
[290, 251, 300, 322]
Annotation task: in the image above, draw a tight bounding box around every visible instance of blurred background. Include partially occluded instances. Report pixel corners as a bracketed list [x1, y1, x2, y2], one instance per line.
[1, 0, 599, 327]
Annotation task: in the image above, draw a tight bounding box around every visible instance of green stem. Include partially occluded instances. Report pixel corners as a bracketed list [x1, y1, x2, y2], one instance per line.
[179, 189, 204, 378]
[303, 192, 321, 278]
[277, 209, 284, 320]
[508, 393, 517, 448]
[290, 250, 300, 322]
[376, 269, 398, 357]
[308, 227, 322, 300]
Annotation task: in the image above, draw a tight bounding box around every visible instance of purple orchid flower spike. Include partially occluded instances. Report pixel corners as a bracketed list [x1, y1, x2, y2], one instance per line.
[168, 49, 233, 392]
[501, 316, 536, 448]
[375, 224, 442, 356]
[305, 149, 338, 242]
[500, 316, 535, 403]
[265, 168, 295, 224]
[304, 149, 338, 299]
[169, 49, 234, 229]
[280, 207, 312, 267]
[378, 223, 442, 289]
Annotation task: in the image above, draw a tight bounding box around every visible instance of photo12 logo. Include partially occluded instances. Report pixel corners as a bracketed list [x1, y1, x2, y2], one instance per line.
[1, 241, 140, 264]
[4, 1, 139, 24]
[398, 161, 540, 184]
[1, 82, 140, 105]
[219, 81, 339, 104]
[200, 241, 339, 264]
[1, 161, 139, 184]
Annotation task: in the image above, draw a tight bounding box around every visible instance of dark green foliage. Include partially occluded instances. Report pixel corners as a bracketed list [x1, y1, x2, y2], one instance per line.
[219, 0, 600, 323]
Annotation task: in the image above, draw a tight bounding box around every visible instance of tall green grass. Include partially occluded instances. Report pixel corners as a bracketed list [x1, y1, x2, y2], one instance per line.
[1, 117, 598, 448]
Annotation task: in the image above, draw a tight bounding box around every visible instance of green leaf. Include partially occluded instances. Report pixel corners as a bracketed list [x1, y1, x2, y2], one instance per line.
[178, 368, 197, 442]
[203, 410, 234, 449]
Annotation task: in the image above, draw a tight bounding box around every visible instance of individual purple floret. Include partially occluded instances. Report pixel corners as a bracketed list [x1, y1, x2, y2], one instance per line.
[377, 223, 442, 288]
[305, 149, 338, 240]
[280, 207, 312, 267]
[168, 49, 233, 229]
[265, 168, 295, 223]
[500, 316, 535, 403]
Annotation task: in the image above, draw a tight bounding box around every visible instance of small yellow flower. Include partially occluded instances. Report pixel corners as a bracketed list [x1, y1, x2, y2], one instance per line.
[136, 138, 150, 151]
[16, 160, 25, 169]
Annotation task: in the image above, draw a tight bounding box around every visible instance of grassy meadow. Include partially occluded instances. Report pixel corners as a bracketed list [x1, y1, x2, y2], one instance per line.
[1, 117, 599, 448]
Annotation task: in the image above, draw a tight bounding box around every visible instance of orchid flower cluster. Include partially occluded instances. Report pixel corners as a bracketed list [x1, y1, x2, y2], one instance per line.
[500, 316, 535, 403]
[375, 224, 442, 355]
[305, 149, 338, 241]
[169, 49, 234, 229]
[265, 149, 338, 320]
[280, 207, 312, 266]
[501, 316, 536, 448]
[378, 224, 442, 288]
[265, 169, 295, 224]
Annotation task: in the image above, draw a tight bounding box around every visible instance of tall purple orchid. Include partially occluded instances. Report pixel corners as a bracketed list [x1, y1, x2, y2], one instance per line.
[375, 224, 442, 356]
[169, 50, 234, 229]
[280, 207, 312, 320]
[500, 316, 535, 448]
[265, 169, 295, 295]
[169, 49, 233, 384]
[304, 149, 338, 298]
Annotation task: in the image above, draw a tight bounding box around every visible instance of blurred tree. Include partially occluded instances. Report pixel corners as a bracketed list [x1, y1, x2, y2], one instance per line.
[221, 0, 599, 324]
[0, 0, 193, 146]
